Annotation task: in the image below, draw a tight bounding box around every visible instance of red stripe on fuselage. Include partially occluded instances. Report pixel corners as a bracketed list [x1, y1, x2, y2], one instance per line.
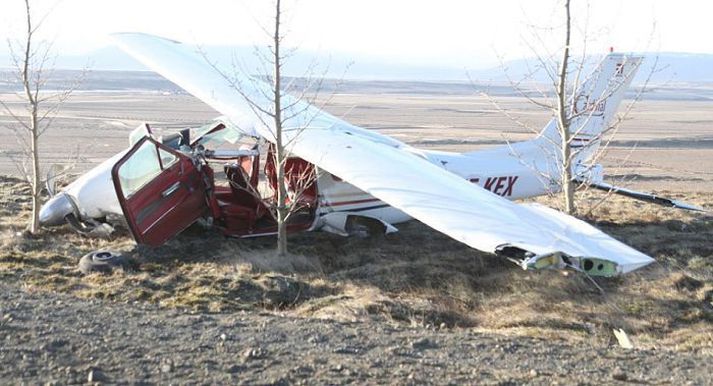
[326, 198, 382, 207]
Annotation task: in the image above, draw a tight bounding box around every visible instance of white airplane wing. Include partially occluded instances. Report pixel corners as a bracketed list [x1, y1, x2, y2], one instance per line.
[112, 33, 654, 276]
[111, 33, 403, 149]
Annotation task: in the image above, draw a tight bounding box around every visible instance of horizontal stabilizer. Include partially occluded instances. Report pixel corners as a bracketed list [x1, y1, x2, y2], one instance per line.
[585, 181, 705, 212]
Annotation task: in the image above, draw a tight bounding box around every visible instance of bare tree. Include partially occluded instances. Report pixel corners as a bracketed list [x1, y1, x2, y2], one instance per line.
[203, 0, 336, 256]
[481, 0, 652, 215]
[0, 0, 80, 233]
[556, 0, 576, 213]
[270, 0, 290, 255]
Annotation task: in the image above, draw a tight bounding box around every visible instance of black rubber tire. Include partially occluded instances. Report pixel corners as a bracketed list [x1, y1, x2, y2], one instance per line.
[78, 250, 127, 275]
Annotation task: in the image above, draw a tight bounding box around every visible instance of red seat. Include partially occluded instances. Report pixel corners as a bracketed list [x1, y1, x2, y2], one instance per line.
[225, 164, 259, 208]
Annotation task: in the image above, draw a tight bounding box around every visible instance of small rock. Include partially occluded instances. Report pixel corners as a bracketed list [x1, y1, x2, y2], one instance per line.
[227, 364, 245, 373]
[161, 362, 173, 373]
[529, 369, 538, 377]
[411, 338, 437, 350]
[269, 377, 289, 386]
[220, 333, 228, 341]
[291, 365, 314, 376]
[242, 347, 267, 360]
[307, 334, 326, 344]
[333, 346, 361, 354]
[87, 368, 105, 383]
[612, 370, 628, 381]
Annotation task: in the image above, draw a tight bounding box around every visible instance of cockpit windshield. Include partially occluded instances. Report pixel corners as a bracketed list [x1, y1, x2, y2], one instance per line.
[192, 119, 247, 148]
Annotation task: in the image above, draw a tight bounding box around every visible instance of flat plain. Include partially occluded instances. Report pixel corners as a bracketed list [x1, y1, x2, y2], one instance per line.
[1, 88, 712, 192]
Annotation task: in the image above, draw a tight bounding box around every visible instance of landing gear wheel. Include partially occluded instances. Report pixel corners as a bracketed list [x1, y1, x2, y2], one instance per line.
[78, 250, 127, 275]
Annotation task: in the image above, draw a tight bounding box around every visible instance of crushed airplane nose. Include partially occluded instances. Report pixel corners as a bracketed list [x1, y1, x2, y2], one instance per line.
[39, 193, 77, 227]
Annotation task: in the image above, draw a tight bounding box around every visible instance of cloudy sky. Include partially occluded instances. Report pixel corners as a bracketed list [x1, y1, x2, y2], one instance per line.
[0, 0, 711, 68]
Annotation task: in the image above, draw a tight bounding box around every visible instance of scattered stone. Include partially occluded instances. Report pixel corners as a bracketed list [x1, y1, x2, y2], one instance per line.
[161, 360, 174, 373]
[612, 369, 628, 381]
[269, 377, 290, 386]
[291, 365, 314, 377]
[307, 334, 326, 344]
[227, 364, 245, 373]
[87, 368, 105, 383]
[333, 345, 361, 354]
[242, 347, 267, 360]
[411, 338, 438, 350]
[0, 275, 711, 384]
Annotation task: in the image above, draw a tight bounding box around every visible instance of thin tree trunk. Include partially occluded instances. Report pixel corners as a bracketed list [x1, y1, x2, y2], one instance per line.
[557, 0, 575, 215]
[29, 111, 41, 233]
[272, 0, 288, 256]
[22, 0, 41, 233]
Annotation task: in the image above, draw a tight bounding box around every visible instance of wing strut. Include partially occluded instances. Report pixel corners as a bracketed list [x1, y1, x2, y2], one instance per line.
[582, 180, 705, 212]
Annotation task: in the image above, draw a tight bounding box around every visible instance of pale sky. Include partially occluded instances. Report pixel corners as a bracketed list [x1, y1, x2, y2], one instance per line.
[1, 0, 711, 68]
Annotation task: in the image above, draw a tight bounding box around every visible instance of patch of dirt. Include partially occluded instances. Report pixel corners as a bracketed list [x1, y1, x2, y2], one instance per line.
[1, 175, 712, 354]
[2, 283, 711, 384]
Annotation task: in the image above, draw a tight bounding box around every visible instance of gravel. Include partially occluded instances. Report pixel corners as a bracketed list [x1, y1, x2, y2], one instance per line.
[0, 283, 710, 385]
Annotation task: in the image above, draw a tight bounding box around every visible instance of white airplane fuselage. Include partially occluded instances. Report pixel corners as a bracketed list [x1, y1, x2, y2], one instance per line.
[41, 127, 561, 236]
[312, 131, 561, 233]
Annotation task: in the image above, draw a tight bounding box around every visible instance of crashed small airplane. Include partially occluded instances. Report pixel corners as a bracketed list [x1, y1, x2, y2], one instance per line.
[40, 33, 702, 277]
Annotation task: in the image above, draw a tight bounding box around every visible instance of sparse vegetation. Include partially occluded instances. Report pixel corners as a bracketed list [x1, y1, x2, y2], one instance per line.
[1, 174, 711, 352]
[1, 0, 82, 233]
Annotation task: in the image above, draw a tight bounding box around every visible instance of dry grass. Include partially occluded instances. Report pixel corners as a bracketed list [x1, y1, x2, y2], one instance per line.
[1, 175, 711, 352]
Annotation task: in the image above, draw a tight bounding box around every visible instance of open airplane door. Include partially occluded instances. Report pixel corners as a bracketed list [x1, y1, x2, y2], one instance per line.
[112, 136, 209, 246]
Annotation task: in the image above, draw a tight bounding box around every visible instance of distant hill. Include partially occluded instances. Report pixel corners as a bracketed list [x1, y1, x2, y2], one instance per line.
[3, 44, 713, 85]
[0, 45, 469, 82]
[467, 52, 713, 85]
[2, 43, 710, 84]
[1, 47, 712, 100]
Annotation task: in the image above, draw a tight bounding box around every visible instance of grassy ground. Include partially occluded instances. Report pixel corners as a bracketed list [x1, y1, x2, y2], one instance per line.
[1, 175, 711, 352]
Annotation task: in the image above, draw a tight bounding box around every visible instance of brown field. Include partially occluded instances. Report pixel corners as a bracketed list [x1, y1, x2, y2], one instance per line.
[1, 90, 712, 192]
[0, 87, 712, 353]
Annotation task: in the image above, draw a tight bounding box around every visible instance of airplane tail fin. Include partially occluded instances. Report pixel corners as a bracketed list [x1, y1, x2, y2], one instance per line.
[539, 52, 643, 163]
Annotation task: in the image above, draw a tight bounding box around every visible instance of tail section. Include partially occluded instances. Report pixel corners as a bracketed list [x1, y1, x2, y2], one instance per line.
[433, 53, 645, 200]
[569, 53, 643, 161]
[539, 52, 643, 163]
